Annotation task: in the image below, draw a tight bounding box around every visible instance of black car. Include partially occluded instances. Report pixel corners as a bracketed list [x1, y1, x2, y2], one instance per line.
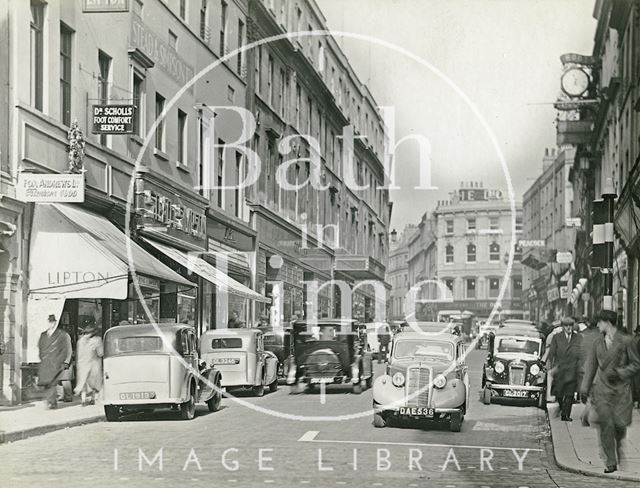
[261, 327, 294, 379]
[482, 326, 546, 408]
[288, 319, 374, 394]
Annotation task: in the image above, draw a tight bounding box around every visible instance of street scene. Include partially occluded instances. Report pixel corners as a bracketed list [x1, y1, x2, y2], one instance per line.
[1, 0, 640, 487]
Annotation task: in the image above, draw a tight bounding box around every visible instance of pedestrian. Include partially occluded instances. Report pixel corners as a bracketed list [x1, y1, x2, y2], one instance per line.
[37, 314, 72, 409]
[633, 326, 640, 409]
[546, 317, 583, 421]
[377, 324, 391, 363]
[74, 323, 104, 406]
[580, 309, 640, 474]
[579, 318, 600, 378]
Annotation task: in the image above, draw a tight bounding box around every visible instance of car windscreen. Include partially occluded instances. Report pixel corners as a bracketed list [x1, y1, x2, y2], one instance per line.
[210, 337, 244, 349]
[263, 334, 283, 346]
[496, 337, 540, 355]
[106, 336, 164, 355]
[394, 340, 453, 360]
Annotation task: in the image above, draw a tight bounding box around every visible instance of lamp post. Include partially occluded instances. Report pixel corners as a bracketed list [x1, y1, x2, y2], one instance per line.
[592, 177, 617, 311]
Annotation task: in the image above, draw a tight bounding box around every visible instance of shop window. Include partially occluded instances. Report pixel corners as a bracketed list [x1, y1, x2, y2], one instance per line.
[179, 0, 187, 20]
[489, 242, 500, 262]
[177, 288, 196, 327]
[466, 278, 476, 299]
[467, 243, 476, 263]
[489, 278, 500, 298]
[132, 70, 145, 137]
[490, 216, 499, 230]
[514, 243, 522, 261]
[178, 109, 187, 165]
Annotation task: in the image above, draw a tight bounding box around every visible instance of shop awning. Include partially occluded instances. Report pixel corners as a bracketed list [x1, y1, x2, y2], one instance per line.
[28, 203, 191, 299]
[144, 239, 270, 303]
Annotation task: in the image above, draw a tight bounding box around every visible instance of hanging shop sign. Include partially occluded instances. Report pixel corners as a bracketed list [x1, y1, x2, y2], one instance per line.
[83, 0, 129, 12]
[91, 105, 135, 134]
[547, 287, 560, 302]
[16, 173, 84, 203]
[518, 239, 545, 248]
[556, 251, 573, 264]
[559, 285, 569, 299]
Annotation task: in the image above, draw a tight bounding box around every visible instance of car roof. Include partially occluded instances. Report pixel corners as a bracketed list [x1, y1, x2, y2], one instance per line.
[294, 318, 359, 326]
[201, 328, 262, 337]
[104, 323, 193, 338]
[494, 327, 542, 338]
[394, 331, 462, 343]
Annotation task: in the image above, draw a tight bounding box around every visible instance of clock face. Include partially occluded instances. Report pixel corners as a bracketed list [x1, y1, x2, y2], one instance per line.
[561, 68, 589, 97]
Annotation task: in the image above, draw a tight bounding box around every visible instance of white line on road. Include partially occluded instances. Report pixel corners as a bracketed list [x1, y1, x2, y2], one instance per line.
[297, 430, 542, 452]
[320, 383, 327, 405]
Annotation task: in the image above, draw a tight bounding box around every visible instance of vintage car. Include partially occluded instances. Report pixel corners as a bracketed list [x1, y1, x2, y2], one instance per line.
[261, 326, 294, 379]
[200, 328, 279, 396]
[287, 319, 374, 394]
[372, 327, 469, 432]
[477, 322, 499, 349]
[102, 323, 222, 421]
[482, 327, 546, 407]
[401, 321, 462, 336]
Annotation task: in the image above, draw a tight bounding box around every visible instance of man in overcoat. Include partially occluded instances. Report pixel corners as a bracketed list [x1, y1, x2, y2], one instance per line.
[580, 310, 640, 474]
[546, 317, 583, 421]
[38, 314, 72, 409]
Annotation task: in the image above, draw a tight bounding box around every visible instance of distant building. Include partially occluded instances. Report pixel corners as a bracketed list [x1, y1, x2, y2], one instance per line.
[522, 148, 576, 323]
[387, 225, 417, 321]
[406, 213, 437, 319]
[429, 182, 524, 322]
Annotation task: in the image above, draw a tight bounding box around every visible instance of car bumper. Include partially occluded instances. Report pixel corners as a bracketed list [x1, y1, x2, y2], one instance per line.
[489, 384, 544, 392]
[299, 375, 351, 385]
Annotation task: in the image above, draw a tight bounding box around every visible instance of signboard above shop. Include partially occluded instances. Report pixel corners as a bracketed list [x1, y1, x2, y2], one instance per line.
[556, 251, 573, 264]
[91, 105, 135, 134]
[518, 239, 545, 247]
[16, 173, 85, 203]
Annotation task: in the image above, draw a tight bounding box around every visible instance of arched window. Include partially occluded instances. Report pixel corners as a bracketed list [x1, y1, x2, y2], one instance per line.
[467, 243, 476, 262]
[445, 244, 454, 263]
[489, 242, 500, 261]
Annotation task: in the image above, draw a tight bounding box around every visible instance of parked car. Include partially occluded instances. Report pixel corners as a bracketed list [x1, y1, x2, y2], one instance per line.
[482, 326, 546, 408]
[200, 328, 279, 396]
[401, 321, 461, 336]
[372, 326, 469, 432]
[102, 323, 222, 421]
[288, 319, 374, 394]
[261, 326, 294, 380]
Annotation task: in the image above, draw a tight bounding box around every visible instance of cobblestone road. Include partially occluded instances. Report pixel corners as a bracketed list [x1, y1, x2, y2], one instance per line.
[1, 349, 636, 488]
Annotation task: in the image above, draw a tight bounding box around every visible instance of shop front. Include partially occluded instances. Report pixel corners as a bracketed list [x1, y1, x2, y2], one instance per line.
[334, 254, 388, 322]
[253, 206, 334, 327]
[22, 201, 192, 400]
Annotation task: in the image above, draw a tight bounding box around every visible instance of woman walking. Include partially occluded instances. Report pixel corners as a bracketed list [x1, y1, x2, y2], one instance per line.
[74, 324, 104, 406]
[580, 310, 640, 473]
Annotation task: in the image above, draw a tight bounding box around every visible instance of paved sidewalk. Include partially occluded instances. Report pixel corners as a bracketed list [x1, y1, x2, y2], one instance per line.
[0, 399, 104, 444]
[549, 402, 640, 481]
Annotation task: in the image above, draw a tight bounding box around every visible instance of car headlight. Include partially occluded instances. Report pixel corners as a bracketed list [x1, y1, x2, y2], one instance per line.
[392, 372, 405, 387]
[530, 364, 540, 376]
[433, 374, 447, 389]
[494, 361, 505, 374]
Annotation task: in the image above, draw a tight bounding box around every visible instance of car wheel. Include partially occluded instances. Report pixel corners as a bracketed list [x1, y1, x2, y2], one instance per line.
[352, 381, 363, 395]
[373, 412, 386, 428]
[253, 384, 265, 397]
[180, 384, 196, 420]
[450, 411, 462, 432]
[104, 405, 120, 422]
[482, 386, 492, 405]
[207, 379, 222, 412]
[269, 378, 278, 393]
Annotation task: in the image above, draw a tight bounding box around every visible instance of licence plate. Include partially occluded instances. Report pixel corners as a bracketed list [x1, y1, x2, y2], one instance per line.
[399, 407, 434, 417]
[120, 391, 156, 400]
[504, 389, 528, 398]
[211, 357, 240, 365]
[310, 377, 334, 384]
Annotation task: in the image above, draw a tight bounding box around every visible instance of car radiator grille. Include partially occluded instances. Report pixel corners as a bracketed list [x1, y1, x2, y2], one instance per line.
[509, 364, 526, 386]
[304, 363, 341, 377]
[406, 367, 431, 407]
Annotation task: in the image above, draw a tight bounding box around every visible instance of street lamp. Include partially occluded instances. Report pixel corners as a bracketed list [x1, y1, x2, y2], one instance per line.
[390, 228, 398, 243]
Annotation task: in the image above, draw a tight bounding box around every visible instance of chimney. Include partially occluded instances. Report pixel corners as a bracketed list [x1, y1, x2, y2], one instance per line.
[542, 147, 556, 171]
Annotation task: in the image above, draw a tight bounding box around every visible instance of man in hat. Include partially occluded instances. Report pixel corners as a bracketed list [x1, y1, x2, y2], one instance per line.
[38, 314, 72, 409]
[546, 317, 583, 421]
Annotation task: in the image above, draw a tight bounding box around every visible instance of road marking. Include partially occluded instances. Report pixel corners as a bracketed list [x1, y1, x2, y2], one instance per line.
[500, 467, 509, 470]
[297, 430, 542, 452]
[264, 480, 275, 484]
[320, 383, 327, 405]
[300, 481, 310, 484]
[336, 482, 347, 485]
